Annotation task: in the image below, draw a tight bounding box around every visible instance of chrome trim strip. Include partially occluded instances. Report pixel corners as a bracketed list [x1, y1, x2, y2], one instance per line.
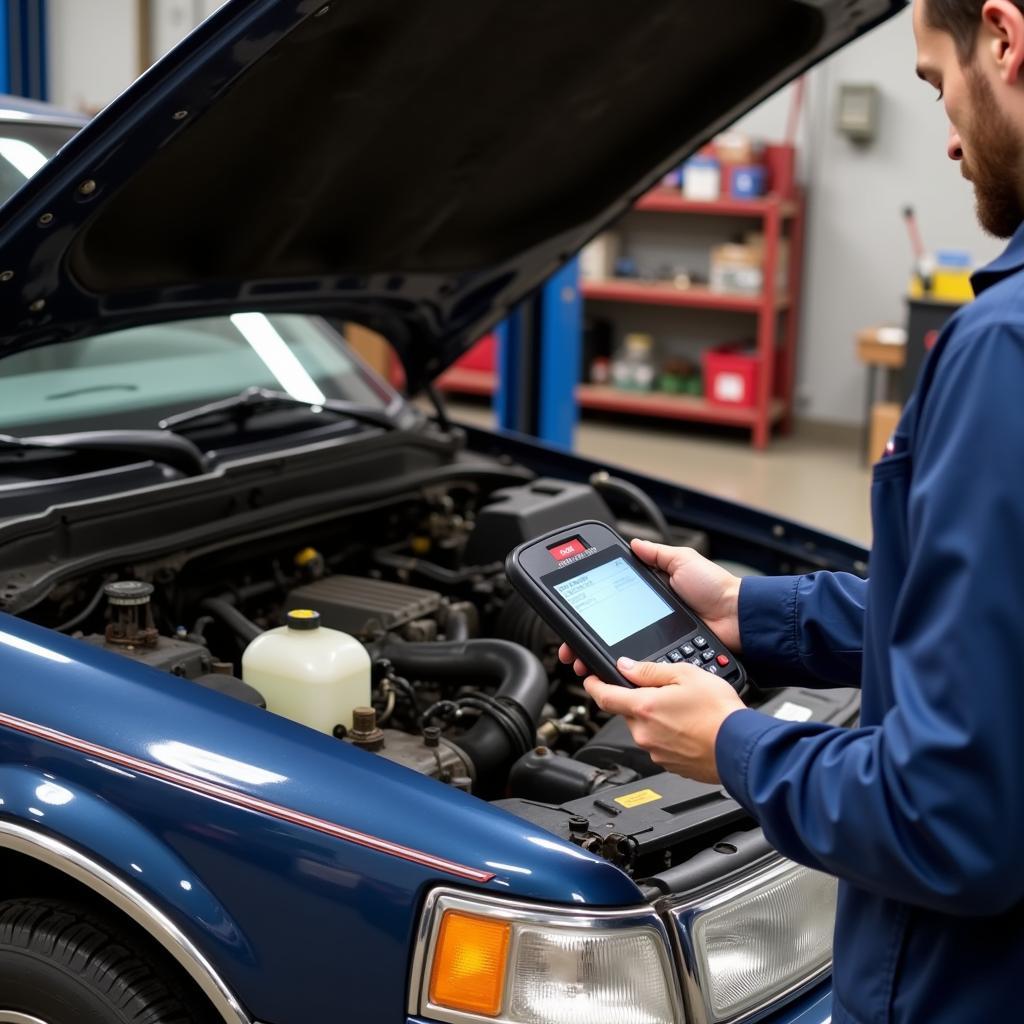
[0, 711, 493, 884]
[408, 887, 686, 1024]
[665, 857, 835, 1024]
[0, 821, 250, 1024]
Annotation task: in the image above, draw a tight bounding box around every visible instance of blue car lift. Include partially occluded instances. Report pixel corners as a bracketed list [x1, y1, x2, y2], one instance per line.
[494, 258, 583, 450]
[0, 0, 48, 99]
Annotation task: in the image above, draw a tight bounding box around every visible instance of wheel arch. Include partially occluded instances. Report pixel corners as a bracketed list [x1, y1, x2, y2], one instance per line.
[0, 819, 253, 1024]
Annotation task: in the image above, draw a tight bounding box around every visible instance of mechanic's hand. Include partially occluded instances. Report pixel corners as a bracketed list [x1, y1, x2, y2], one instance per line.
[583, 658, 745, 784]
[631, 538, 742, 650]
[557, 539, 742, 676]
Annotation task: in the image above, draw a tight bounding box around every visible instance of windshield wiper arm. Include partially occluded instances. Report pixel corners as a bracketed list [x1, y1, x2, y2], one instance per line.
[159, 386, 397, 433]
[0, 430, 208, 477]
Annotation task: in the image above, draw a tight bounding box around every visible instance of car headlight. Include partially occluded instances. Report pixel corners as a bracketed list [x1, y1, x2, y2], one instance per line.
[669, 859, 837, 1024]
[410, 889, 683, 1024]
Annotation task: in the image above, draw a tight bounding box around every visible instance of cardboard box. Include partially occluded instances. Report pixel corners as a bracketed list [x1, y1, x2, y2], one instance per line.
[345, 323, 392, 378]
[869, 402, 902, 463]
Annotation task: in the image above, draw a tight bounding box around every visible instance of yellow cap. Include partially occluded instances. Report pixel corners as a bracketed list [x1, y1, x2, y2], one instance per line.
[429, 911, 510, 1017]
[286, 609, 321, 630]
[294, 547, 321, 568]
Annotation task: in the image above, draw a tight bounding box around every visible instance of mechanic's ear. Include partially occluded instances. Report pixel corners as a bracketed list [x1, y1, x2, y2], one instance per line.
[981, 0, 1024, 85]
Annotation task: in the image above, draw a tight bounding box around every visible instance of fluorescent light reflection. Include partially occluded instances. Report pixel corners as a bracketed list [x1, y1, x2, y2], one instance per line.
[485, 861, 532, 876]
[150, 740, 287, 787]
[0, 631, 71, 664]
[230, 312, 326, 405]
[0, 137, 47, 178]
[35, 782, 73, 806]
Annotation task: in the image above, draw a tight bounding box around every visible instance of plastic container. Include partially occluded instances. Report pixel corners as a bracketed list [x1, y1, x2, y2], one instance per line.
[703, 344, 760, 408]
[611, 332, 656, 390]
[710, 244, 764, 296]
[730, 165, 767, 199]
[660, 165, 683, 189]
[683, 155, 721, 201]
[242, 609, 371, 735]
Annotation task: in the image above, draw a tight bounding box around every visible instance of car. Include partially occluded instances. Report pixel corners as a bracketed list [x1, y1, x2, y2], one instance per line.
[0, 2, 902, 1023]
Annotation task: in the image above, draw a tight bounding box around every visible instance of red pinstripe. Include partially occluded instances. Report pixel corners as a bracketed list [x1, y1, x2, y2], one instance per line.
[0, 710, 494, 883]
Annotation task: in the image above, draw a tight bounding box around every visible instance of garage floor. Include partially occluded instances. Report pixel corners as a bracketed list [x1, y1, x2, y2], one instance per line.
[443, 400, 873, 547]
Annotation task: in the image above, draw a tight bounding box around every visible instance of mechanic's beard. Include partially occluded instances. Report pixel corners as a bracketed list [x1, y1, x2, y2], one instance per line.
[962, 67, 1024, 239]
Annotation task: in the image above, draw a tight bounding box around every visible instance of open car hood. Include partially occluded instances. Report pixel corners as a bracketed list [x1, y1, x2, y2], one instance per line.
[0, 0, 904, 394]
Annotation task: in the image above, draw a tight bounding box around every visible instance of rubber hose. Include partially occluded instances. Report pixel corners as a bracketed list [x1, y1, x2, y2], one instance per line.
[56, 578, 112, 634]
[443, 602, 478, 642]
[590, 471, 673, 544]
[199, 596, 263, 646]
[373, 639, 548, 792]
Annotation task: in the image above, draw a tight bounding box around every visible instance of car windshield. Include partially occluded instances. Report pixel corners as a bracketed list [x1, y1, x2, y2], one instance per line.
[0, 120, 72, 198]
[0, 120, 397, 438]
[0, 313, 396, 436]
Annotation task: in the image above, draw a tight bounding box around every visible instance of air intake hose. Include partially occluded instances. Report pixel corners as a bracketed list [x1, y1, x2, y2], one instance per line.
[373, 639, 548, 793]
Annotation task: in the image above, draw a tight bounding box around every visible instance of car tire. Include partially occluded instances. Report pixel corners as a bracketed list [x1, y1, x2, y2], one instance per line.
[0, 898, 209, 1024]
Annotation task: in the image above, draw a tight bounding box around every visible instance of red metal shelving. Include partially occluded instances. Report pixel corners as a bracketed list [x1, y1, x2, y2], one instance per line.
[437, 185, 806, 449]
[634, 189, 799, 219]
[583, 187, 805, 449]
[434, 367, 496, 396]
[581, 279, 789, 314]
[577, 386, 786, 427]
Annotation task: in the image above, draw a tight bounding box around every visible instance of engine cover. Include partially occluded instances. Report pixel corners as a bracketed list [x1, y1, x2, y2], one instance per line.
[347, 728, 473, 789]
[494, 772, 745, 873]
[79, 634, 264, 706]
[286, 575, 442, 637]
[463, 479, 613, 565]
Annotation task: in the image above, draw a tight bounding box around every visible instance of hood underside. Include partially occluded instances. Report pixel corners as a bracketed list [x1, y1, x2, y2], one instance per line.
[0, 0, 905, 392]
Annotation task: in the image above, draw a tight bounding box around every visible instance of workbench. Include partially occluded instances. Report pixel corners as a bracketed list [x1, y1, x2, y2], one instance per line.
[857, 326, 906, 463]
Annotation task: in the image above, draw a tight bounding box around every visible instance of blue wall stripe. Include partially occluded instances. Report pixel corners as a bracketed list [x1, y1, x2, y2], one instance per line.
[5, 1, 46, 100]
[0, 1, 9, 94]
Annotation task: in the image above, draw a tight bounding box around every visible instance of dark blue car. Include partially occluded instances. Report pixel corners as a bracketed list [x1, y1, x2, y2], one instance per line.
[0, 2, 903, 1022]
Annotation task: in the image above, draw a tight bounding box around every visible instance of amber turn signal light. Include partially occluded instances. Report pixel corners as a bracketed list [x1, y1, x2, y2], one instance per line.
[428, 910, 511, 1017]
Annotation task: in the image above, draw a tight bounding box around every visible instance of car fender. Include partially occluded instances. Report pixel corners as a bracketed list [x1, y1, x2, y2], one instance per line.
[0, 762, 252, 1024]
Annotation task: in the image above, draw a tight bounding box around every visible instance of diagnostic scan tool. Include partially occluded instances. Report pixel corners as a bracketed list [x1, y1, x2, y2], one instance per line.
[507, 520, 745, 690]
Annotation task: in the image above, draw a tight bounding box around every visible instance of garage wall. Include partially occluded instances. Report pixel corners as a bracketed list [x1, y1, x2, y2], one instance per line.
[42, 5, 1000, 426]
[46, 1, 224, 114]
[735, 6, 1001, 423]
[47, 0, 139, 114]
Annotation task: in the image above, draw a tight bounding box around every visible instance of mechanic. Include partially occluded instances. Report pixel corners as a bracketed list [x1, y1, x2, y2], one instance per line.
[560, 2, 1024, 1020]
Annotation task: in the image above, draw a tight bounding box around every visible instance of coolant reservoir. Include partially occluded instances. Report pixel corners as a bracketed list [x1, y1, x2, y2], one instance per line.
[242, 609, 371, 735]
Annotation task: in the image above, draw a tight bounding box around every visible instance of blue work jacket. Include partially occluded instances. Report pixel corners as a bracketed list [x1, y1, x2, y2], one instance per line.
[717, 225, 1024, 1023]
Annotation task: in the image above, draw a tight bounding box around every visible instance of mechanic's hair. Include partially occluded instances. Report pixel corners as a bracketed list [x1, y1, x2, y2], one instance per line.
[925, 0, 1024, 62]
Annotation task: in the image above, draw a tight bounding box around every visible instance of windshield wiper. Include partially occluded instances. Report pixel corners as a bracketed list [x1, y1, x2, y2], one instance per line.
[159, 386, 397, 433]
[0, 430, 208, 477]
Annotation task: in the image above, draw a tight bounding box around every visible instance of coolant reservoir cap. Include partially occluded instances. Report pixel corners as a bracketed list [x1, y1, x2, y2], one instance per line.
[286, 609, 321, 630]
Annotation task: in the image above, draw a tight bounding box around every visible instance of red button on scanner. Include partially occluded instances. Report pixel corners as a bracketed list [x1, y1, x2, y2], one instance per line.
[549, 538, 587, 561]
[716, 655, 730, 667]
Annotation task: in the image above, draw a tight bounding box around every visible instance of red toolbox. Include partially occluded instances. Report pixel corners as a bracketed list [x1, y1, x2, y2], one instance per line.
[702, 344, 760, 407]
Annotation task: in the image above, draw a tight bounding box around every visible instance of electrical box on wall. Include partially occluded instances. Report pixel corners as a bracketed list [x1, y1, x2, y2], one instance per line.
[837, 83, 880, 144]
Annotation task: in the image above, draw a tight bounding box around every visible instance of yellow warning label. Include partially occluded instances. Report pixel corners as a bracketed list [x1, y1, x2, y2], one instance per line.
[614, 789, 663, 809]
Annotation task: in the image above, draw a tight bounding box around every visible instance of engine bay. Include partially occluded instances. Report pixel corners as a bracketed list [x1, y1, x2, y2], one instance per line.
[11, 469, 860, 886]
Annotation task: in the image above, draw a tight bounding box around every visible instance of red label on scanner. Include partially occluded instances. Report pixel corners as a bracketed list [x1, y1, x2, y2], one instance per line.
[548, 538, 587, 562]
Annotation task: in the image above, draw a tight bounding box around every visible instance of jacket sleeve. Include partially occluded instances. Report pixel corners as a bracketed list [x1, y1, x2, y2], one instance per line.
[738, 572, 866, 688]
[716, 325, 1024, 916]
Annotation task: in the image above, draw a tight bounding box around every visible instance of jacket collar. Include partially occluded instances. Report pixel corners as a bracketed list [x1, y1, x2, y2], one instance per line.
[971, 220, 1024, 295]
